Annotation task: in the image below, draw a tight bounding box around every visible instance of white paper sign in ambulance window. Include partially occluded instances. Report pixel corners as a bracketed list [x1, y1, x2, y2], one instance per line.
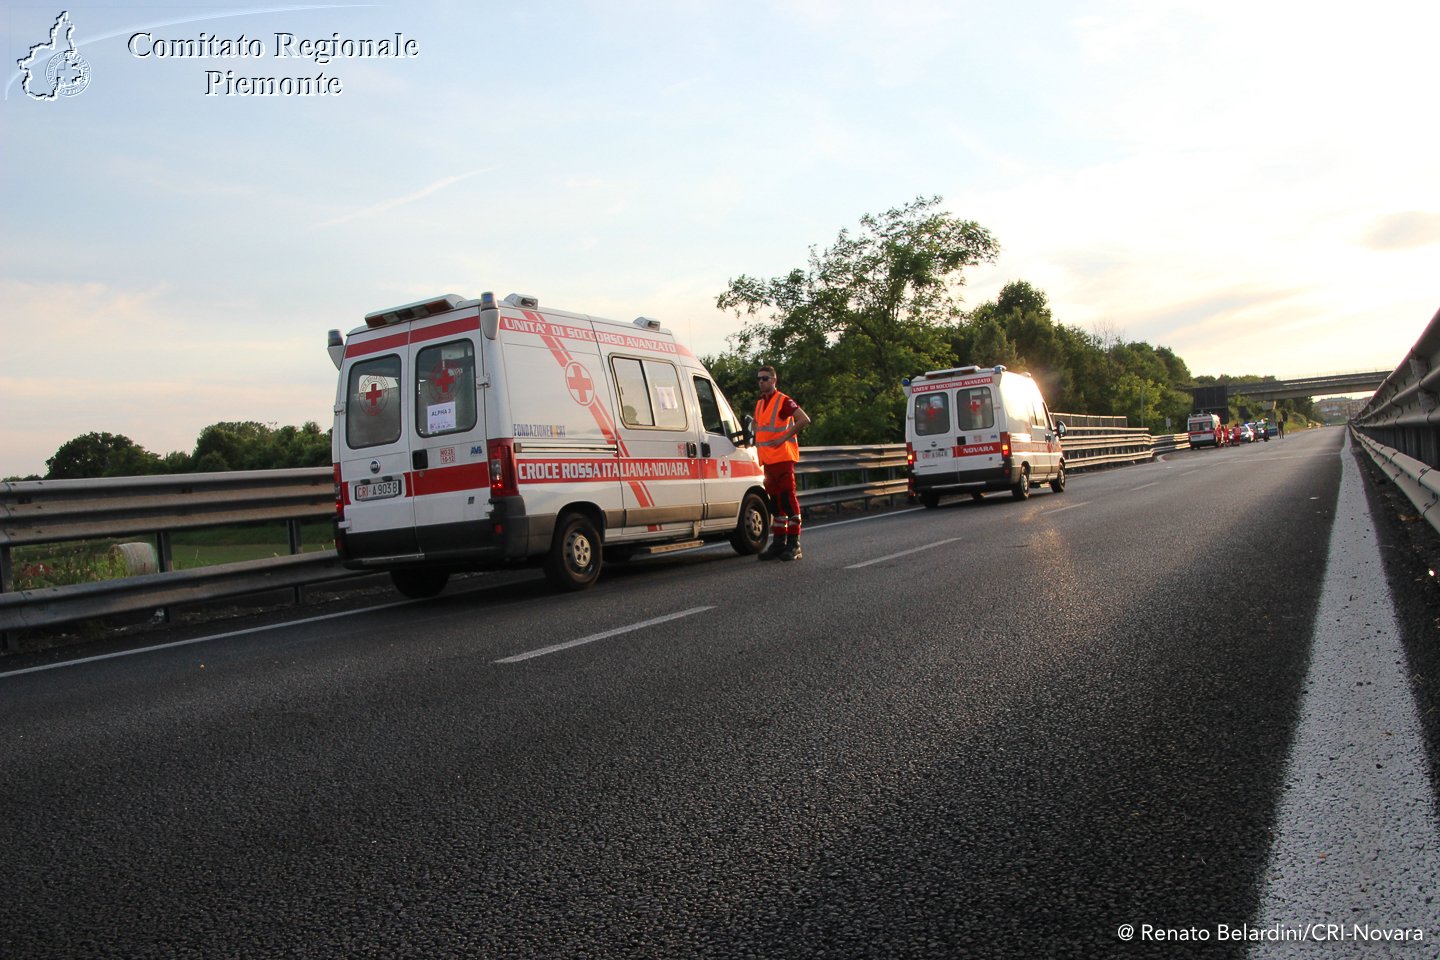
[915, 393, 950, 437]
[956, 387, 995, 432]
[415, 341, 477, 437]
[347, 355, 402, 449]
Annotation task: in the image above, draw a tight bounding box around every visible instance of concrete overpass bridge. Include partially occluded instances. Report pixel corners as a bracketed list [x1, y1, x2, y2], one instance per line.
[1191, 370, 1388, 408]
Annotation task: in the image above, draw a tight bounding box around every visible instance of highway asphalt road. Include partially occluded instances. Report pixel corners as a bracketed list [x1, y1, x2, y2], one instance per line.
[3, 428, 1437, 958]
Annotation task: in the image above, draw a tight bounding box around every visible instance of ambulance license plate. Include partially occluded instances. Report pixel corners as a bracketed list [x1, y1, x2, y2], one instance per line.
[354, 479, 401, 501]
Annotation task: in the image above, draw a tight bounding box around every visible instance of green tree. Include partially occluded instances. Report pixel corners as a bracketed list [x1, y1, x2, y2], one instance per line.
[45, 432, 164, 479]
[714, 196, 1000, 444]
[191, 420, 332, 471]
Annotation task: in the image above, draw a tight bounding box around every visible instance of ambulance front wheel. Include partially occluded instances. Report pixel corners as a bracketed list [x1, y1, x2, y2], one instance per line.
[1050, 464, 1066, 493]
[546, 512, 603, 590]
[390, 568, 449, 599]
[730, 492, 769, 555]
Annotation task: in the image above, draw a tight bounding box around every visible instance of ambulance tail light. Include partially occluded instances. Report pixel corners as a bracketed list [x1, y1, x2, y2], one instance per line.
[333, 463, 347, 517]
[905, 442, 916, 469]
[488, 439, 517, 498]
[1000, 432, 1012, 460]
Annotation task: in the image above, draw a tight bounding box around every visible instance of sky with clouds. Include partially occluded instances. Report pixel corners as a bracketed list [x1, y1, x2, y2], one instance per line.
[2, 0, 1437, 477]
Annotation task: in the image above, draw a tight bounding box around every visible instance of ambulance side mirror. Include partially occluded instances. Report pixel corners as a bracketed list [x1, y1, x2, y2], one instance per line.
[1055, 420, 1068, 438]
[729, 414, 756, 447]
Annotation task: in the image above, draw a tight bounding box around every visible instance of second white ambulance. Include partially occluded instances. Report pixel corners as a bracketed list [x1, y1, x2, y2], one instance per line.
[903, 365, 1067, 507]
[328, 292, 769, 596]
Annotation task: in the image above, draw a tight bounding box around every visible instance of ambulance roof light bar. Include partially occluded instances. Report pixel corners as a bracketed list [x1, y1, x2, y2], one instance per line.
[633, 317, 662, 330]
[921, 364, 982, 379]
[503, 293, 539, 309]
[364, 294, 465, 328]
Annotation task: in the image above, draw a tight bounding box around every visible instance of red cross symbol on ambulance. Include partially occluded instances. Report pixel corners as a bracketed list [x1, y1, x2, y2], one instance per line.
[565, 362, 594, 405]
[718, 458, 731, 478]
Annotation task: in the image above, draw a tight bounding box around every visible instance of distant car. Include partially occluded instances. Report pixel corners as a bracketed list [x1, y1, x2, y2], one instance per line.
[1237, 424, 1255, 443]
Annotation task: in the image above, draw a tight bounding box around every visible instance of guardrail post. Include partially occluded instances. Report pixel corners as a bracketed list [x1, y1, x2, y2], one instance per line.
[0, 544, 11, 653]
[288, 518, 305, 606]
[157, 532, 173, 623]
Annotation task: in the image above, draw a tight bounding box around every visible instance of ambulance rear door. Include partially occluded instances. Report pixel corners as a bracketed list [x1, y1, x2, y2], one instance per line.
[405, 308, 489, 557]
[338, 337, 418, 558]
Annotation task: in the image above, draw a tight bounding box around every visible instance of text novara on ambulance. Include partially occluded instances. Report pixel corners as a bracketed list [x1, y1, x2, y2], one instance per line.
[328, 291, 771, 596]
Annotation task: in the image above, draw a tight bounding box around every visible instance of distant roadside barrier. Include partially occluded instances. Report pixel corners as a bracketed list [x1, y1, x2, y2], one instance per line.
[1351, 306, 1440, 535]
[1, 420, 1172, 644]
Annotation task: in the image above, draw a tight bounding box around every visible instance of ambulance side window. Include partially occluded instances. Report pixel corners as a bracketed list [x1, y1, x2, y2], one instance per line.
[693, 376, 736, 437]
[415, 341, 477, 437]
[646, 361, 687, 431]
[612, 357, 653, 426]
[346, 354, 402, 449]
[915, 393, 950, 436]
[612, 357, 688, 430]
[956, 387, 994, 431]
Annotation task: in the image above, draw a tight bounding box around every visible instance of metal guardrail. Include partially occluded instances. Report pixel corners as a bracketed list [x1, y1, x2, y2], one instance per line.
[1, 423, 1168, 643]
[1351, 305, 1440, 534]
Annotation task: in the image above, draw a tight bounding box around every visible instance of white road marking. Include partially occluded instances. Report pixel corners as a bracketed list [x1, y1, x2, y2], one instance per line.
[844, 537, 963, 570]
[0, 600, 416, 679]
[1042, 501, 1089, 515]
[494, 605, 714, 663]
[1131, 481, 1161, 491]
[1248, 435, 1440, 955]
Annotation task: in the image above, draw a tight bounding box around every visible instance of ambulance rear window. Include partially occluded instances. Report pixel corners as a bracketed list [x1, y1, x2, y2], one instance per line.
[956, 387, 995, 431]
[915, 393, 950, 436]
[415, 341, 477, 437]
[346, 355, 402, 449]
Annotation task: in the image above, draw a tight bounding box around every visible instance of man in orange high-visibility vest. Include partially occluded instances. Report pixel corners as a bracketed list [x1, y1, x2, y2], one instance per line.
[754, 364, 811, 561]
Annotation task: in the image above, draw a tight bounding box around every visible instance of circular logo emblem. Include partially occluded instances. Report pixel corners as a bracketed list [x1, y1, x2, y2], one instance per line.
[45, 50, 90, 98]
[356, 375, 392, 417]
[426, 362, 460, 404]
[564, 361, 594, 405]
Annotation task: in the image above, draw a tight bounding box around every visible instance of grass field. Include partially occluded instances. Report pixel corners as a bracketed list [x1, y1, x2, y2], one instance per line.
[10, 521, 335, 591]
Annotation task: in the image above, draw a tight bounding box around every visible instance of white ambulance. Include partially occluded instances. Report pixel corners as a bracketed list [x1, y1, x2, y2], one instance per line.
[903, 365, 1067, 507]
[327, 292, 769, 596]
[1186, 412, 1225, 448]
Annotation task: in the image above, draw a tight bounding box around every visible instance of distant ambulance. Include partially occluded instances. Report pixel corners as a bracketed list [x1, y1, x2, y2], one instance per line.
[903, 365, 1067, 507]
[1187, 413, 1226, 449]
[328, 292, 769, 596]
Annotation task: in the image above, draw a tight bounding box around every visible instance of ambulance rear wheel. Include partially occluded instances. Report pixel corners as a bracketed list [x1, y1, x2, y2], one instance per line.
[390, 568, 449, 599]
[919, 491, 940, 509]
[1050, 464, 1066, 493]
[730, 492, 769, 555]
[546, 513, 602, 590]
[1011, 464, 1031, 500]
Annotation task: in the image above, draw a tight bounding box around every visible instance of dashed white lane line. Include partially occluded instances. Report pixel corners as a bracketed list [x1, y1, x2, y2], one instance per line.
[844, 537, 963, 570]
[494, 605, 714, 664]
[1131, 481, 1161, 492]
[1248, 435, 1440, 955]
